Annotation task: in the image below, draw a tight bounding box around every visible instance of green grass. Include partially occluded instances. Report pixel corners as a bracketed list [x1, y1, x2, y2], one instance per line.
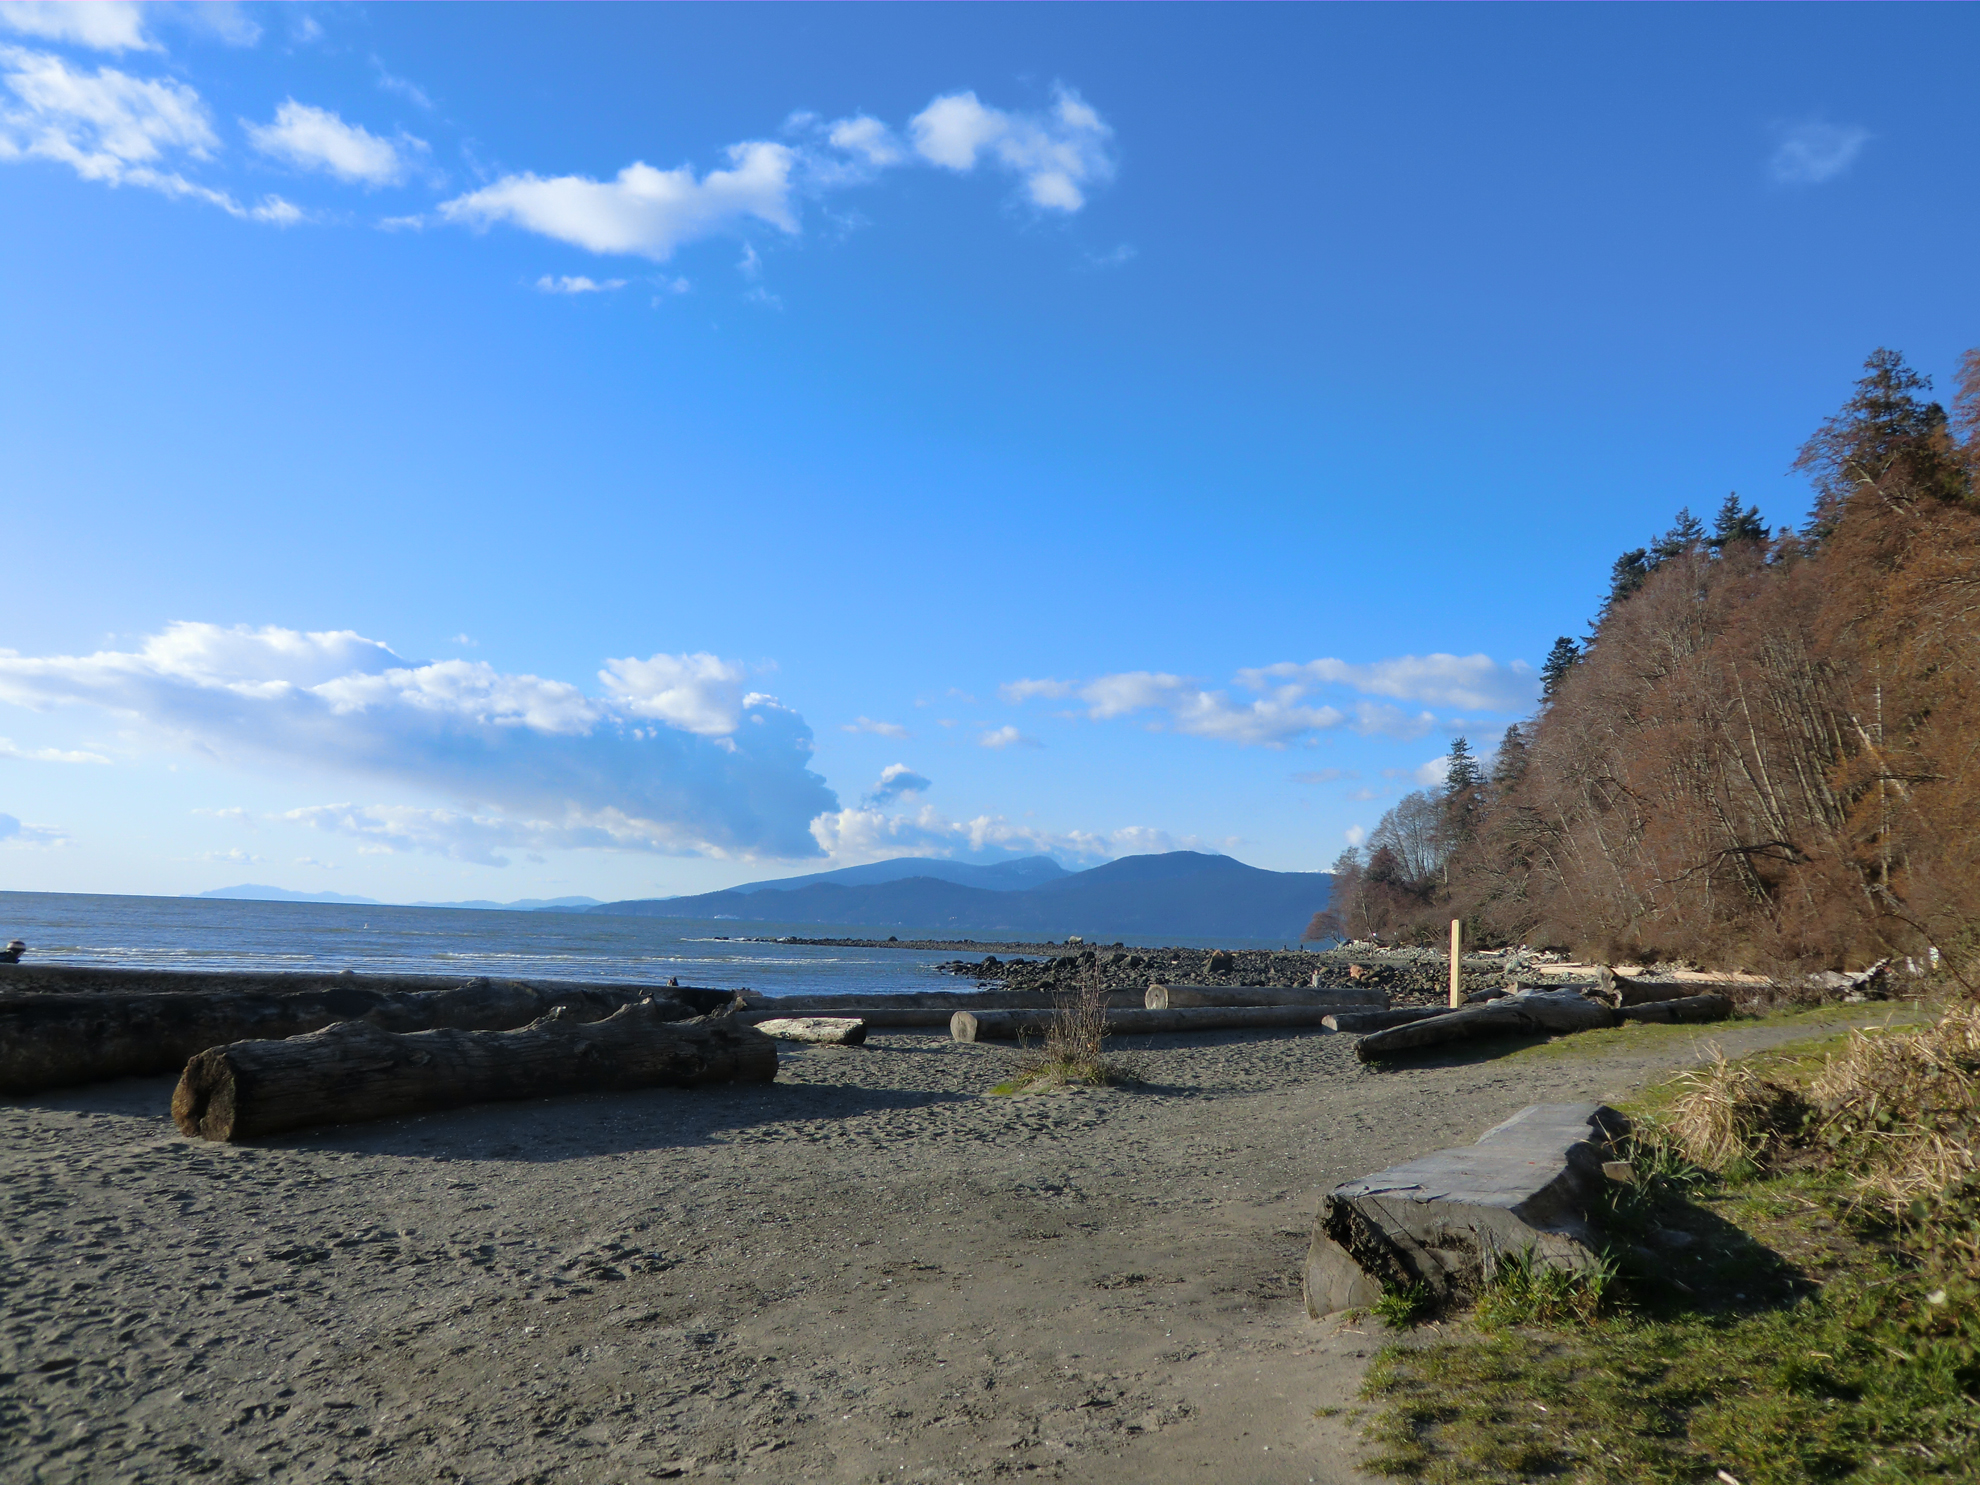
[1500, 1003, 1927, 1067]
[1358, 1018, 1980, 1484]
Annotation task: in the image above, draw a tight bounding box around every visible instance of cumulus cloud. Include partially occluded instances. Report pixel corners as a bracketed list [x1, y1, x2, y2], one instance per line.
[1770, 121, 1869, 185]
[863, 763, 930, 808]
[1344, 824, 1367, 848]
[438, 87, 1114, 263]
[0, 736, 109, 763]
[809, 803, 1204, 868]
[535, 274, 625, 294]
[908, 85, 1114, 210]
[246, 100, 424, 186]
[438, 141, 801, 261]
[841, 716, 909, 739]
[0, 622, 838, 862]
[0, 45, 297, 220]
[979, 725, 1041, 750]
[1001, 651, 1534, 749]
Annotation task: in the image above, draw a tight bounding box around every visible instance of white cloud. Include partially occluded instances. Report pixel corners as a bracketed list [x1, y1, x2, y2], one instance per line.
[1344, 825, 1366, 848]
[0, 622, 838, 860]
[809, 803, 1204, 869]
[535, 274, 625, 295]
[0, 45, 297, 221]
[863, 763, 930, 808]
[999, 677, 1076, 704]
[0, 810, 63, 845]
[437, 87, 1114, 263]
[1770, 121, 1869, 185]
[0, 735, 109, 763]
[596, 651, 750, 737]
[908, 85, 1113, 211]
[0, 2, 154, 53]
[842, 716, 909, 739]
[371, 58, 432, 111]
[979, 725, 1040, 750]
[246, 100, 424, 186]
[1001, 651, 1533, 749]
[439, 141, 800, 261]
[1412, 756, 1449, 787]
[1237, 654, 1538, 712]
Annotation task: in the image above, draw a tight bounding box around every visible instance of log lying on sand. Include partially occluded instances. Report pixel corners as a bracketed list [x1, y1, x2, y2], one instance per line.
[1323, 1006, 1457, 1034]
[1, 976, 724, 1095]
[754, 1016, 868, 1046]
[0, 963, 737, 1008]
[951, 1005, 1352, 1042]
[1354, 990, 1616, 1062]
[1304, 1103, 1631, 1316]
[1144, 984, 1386, 1010]
[172, 1002, 778, 1142]
[1617, 993, 1733, 1024]
[739, 989, 1141, 1017]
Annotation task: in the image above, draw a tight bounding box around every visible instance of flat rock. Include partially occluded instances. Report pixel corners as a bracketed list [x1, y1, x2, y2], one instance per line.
[1303, 1102, 1630, 1317]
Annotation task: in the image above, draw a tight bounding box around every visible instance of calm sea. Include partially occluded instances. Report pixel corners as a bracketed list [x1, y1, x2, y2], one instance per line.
[0, 892, 996, 1001]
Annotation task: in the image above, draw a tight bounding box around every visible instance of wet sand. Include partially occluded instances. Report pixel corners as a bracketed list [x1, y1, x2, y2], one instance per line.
[0, 1013, 1888, 1484]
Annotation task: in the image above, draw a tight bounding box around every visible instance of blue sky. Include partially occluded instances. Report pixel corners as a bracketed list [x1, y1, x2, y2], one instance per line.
[2, 1, 1976, 903]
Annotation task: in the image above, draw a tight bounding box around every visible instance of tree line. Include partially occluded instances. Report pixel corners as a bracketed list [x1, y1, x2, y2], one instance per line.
[1314, 348, 1980, 979]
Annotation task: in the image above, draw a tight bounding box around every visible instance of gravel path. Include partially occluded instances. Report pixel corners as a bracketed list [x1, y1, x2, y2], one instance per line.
[0, 1007, 1906, 1484]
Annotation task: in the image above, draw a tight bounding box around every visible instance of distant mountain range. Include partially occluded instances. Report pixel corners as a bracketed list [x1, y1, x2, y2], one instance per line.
[192, 885, 601, 911]
[588, 851, 1331, 942]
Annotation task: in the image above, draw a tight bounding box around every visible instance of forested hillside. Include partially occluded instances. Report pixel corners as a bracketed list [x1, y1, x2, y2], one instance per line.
[1316, 349, 1980, 979]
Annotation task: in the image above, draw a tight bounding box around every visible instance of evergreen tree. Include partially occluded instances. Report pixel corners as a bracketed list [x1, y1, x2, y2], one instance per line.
[1607, 548, 1653, 607]
[1445, 736, 1481, 793]
[1490, 723, 1529, 791]
[1795, 348, 1970, 542]
[1539, 637, 1580, 700]
[1709, 492, 1767, 551]
[1651, 506, 1708, 563]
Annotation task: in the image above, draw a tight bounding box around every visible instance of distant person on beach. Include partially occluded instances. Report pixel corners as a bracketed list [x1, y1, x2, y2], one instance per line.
[0, 940, 24, 963]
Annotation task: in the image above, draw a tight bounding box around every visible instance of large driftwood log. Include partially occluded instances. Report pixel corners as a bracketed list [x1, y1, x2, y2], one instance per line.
[172, 1002, 778, 1141]
[1354, 991, 1615, 1062]
[1322, 1006, 1456, 1033]
[739, 989, 1141, 1016]
[1145, 983, 1385, 1010]
[1, 976, 721, 1095]
[0, 963, 737, 1007]
[951, 1005, 1351, 1042]
[1617, 993, 1733, 1024]
[754, 1016, 868, 1046]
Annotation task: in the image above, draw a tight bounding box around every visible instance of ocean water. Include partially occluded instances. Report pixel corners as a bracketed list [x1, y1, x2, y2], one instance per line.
[0, 891, 996, 1001]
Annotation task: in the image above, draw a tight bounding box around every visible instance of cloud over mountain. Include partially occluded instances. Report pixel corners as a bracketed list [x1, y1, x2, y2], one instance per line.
[0, 623, 837, 863]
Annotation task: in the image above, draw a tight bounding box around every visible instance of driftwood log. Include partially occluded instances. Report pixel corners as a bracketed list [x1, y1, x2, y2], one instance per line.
[172, 1002, 778, 1141]
[1617, 993, 1733, 1024]
[1145, 983, 1385, 1010]
[950, 1005, 1351, 1042]
[753, 1016, 868, 1045]
[1354, 991, 1616, 1062]
[1323, 1006, 1456, 1033]
[1, 976, 727, 1095]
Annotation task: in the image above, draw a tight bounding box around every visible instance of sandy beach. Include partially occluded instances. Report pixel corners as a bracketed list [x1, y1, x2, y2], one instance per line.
[0, 1013, 1885, 1484]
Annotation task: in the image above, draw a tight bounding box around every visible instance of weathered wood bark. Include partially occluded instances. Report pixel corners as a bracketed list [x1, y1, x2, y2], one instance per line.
[1, 976, 718, 1095]
[744, 1007, 952, 1028]
[1144, 983, 1385, 1010]
[739, 989, 1140, 1016]
[172, 1002, 778, 1141]
[1354, 991, 1616, 1062]
[1321, 1006, 1457, 1033]
[753, 1016, 868, 1045]
[1616, 993, 1733, 1024]
[950, 1005, 1353, 1042]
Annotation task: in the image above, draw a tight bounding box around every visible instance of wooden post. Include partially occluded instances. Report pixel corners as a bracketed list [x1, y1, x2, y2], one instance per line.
[1449, 918, 1463, 1007]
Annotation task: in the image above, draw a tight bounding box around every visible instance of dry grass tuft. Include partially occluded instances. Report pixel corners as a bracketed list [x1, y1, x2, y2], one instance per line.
[1810, 1003, 1980, 1206]
[1664, 1044, 1808, 1172]
[1002, 964, 1128, 1092]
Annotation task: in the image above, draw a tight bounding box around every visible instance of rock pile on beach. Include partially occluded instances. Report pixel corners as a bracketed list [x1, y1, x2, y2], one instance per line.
[932, 945, 1517, 1005]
